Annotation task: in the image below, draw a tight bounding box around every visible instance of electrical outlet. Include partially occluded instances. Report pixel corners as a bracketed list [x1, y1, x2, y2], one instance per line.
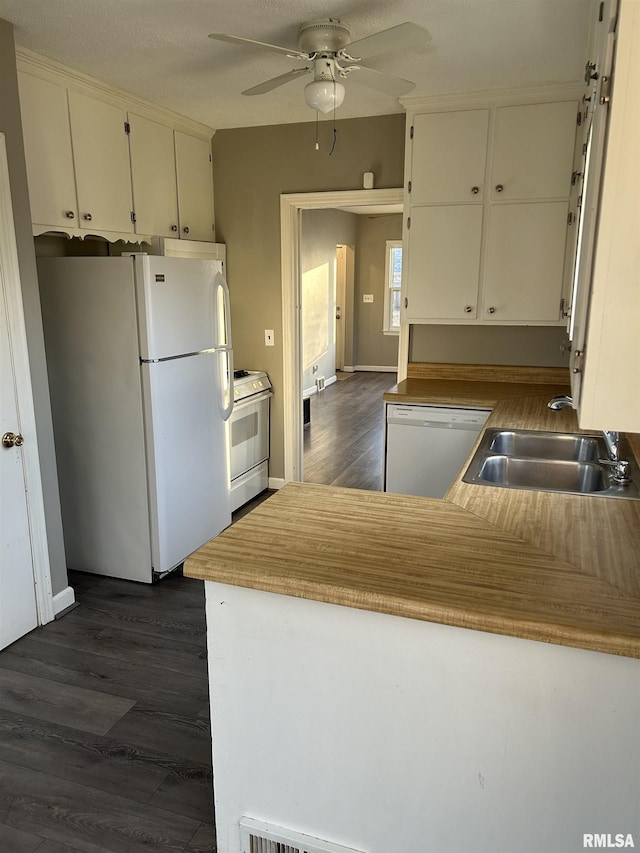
[363, 294, 374, 303]
[264, 329, 275, 346]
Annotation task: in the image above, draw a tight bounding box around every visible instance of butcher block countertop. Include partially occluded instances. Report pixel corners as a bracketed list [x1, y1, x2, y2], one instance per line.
[185, 364, 640, 660]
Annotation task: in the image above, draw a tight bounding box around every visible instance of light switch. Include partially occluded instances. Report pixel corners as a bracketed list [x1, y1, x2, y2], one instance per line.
[363, 294, 374, 303]
[265, 329, 275, 346]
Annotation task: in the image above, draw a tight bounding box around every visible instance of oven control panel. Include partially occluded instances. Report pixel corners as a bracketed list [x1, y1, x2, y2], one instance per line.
[233, 371, 272, 402]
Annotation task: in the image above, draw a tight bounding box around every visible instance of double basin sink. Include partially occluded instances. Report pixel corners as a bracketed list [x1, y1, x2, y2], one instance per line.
[463, 428, 640, 500]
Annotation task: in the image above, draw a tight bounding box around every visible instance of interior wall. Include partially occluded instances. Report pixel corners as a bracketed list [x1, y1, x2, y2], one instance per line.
[410, 324, 571, 367]
[212, 114, 406, 480]
[300, 208, 357, 392]
[354, 213, 403, 369]
[0, 19, 67, 597]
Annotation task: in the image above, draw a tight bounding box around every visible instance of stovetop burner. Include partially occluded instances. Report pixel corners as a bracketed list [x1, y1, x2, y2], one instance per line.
[234, 369, 250, 379]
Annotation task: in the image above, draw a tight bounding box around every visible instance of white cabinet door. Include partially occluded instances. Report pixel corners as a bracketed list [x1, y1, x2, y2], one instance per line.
[128, 113, 179, 238]
[482, 202, 569, 323]
[18, 73, 78, 228]
[405, 205, 483, 321]
[174, 131, 214, 242]
[68, 90, 134, 234]
[411, 110, 489, 204]
[491, 102, 577, 201]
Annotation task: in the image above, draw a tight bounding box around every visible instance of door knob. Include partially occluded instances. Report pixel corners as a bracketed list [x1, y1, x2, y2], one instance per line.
[2, 431, 24, 448]
[471, 186, 479, 194]
[495, 184, 504, 193]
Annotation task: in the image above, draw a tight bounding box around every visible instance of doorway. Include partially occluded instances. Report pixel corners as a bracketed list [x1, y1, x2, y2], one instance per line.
[0, 133, 53, 648]
[280, 188, 406, 484]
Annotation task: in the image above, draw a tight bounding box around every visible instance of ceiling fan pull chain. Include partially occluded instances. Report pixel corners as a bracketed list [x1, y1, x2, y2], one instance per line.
[315, 111, 320, 151]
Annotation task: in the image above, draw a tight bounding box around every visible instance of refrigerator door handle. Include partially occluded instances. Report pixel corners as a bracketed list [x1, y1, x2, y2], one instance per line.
[218, 347, 234, 422]
[214, 271, 233, 349]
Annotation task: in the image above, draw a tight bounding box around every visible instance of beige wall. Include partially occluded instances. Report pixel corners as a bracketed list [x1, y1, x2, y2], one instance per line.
[354, 213, 402, 368]
[410, 324, 571, 367]
[212, 115, 405, 479]
[0, 19, 68, 596]
[301, 208, 357, 390]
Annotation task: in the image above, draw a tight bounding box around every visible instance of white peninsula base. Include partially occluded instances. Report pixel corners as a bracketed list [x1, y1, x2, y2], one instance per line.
[204, 581, 640, 853]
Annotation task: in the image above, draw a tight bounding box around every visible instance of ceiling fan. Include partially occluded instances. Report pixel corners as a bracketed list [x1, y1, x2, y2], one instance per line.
[209, 18, 431, 114]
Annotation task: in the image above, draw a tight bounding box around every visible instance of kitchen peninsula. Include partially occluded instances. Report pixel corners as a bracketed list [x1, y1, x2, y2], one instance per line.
[185, 366, 640, 853]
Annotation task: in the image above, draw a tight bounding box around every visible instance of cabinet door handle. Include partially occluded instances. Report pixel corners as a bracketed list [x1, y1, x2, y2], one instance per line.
[183, 226, 190, 235]
[471, 186, 479, 195]
[65, 210, 75, 219]
[171, 225, 178, 232]
[488, 306, 496, 314]
[83, 213, 93, 221]
[464, 305, 473, 313]
[495, 184, 504, 193]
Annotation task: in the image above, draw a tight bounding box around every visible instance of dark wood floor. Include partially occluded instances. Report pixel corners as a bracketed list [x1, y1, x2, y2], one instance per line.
[303, 370, 397, 491]
[0, 568, 216, 853]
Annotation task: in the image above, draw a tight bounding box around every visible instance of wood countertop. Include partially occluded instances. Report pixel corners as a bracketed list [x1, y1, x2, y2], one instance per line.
[185, 365, 640, 660]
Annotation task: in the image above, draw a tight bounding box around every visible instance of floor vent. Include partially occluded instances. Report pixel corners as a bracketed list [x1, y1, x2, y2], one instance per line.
[239, 817, 365, 853]
[315, 376, 326, 392]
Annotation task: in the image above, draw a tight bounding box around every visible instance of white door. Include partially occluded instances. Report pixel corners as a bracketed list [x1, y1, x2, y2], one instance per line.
[0, 134, 52, 648]
[0, 272, 37, 649]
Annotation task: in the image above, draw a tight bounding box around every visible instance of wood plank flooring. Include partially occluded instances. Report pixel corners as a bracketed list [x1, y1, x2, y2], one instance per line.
[303, 370, 397, 491]
[0, 569, 216, 853]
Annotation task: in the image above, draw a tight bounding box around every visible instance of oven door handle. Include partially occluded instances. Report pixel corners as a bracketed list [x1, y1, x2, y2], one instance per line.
[232, 389, 273, 412]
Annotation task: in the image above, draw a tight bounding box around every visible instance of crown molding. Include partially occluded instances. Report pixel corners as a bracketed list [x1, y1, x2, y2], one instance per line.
[16, 47, 214, 139]
[400, 81, 584, 114]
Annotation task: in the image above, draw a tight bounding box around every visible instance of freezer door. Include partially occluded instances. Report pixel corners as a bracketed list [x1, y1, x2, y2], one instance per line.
[141, 353, 231, 574]
[135, 255, 230, 358]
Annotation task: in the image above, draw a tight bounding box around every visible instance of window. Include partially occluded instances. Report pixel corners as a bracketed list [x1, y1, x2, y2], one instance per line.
[383, 240, 403, 333]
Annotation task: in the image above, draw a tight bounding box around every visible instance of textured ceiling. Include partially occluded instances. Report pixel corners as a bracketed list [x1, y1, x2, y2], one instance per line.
[0, 0, 591, 130]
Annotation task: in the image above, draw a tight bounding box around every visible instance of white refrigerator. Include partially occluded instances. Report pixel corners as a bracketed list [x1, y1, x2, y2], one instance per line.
[37, 255, 233, 582]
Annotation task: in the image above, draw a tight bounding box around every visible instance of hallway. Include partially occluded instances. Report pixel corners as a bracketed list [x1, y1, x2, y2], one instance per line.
[303, 371, 397, 492]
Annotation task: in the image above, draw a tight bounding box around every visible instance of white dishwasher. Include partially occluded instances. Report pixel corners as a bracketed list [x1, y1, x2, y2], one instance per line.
[385, 404, 491, 499]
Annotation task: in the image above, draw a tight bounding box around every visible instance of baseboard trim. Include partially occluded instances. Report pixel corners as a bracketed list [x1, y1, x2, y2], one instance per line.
[325, 375, 337, 388]
[341, 366, 355, 372]
[354, 365, 397, 372]
[53, 585, 76, 617]
[268, 477, 286, 490]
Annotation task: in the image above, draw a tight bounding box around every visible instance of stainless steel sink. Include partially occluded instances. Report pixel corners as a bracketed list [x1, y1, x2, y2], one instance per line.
[488, 430, 600, 462]
[476, 456, 607, 493]
[463, 428, 640, 499]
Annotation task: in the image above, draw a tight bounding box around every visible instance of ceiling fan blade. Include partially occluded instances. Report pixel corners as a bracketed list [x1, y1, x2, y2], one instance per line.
[345, 22, 431, 60]
[242, 68, 310, 96]
[350, 66, 416, 97]
[208, 33, 308, 60]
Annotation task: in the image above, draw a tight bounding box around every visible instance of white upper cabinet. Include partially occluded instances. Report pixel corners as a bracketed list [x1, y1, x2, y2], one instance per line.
[406, 205, 483, 320]
[402, 93, 580, 326]
[490, 102, 577, 200]
[174, 131, 215, 243]
[68, 91, 134, 235]
[18, 73, 78, 229]
[482, 201, 570, 322]
[17, 57, 216, 243]
[410, 110, 489, 204]
[128, 113, 179, 238]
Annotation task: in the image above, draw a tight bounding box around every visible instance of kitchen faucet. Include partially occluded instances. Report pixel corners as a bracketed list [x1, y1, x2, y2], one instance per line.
[547, 395, 632, 484]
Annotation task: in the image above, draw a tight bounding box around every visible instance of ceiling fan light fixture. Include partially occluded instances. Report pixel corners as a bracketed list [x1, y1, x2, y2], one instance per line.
[304, 79, 345, 113]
